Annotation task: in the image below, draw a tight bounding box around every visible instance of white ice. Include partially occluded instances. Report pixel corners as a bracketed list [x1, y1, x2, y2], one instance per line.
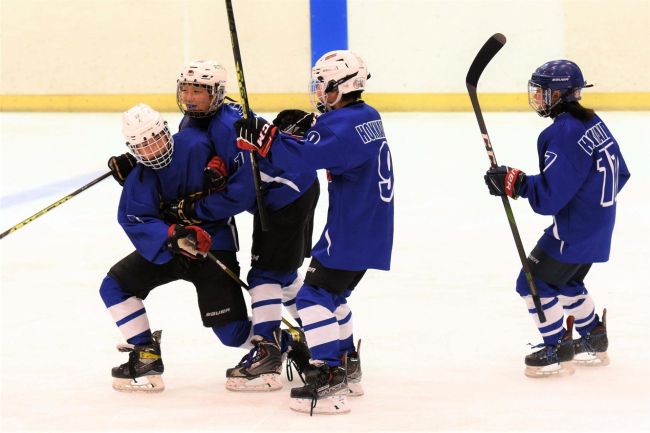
[1, 111, 649, 432]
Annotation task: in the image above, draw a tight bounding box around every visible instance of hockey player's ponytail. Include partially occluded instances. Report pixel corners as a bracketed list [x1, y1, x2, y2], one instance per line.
[565, 101, 595, 121]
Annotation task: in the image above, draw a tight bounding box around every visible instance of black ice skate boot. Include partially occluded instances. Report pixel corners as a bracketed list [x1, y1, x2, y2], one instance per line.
[524, 316, 575, 378]
[285, 327, 311, 383]
[112, 330, 165, 393]
[225, 329, 283, 392]
[573, 308, 610, 366]
[346, 339, 363, 396]
[289, 361, 350, 415]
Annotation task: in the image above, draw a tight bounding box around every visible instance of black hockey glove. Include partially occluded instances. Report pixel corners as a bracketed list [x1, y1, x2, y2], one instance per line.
[273, 109, 316, 137]
[108, 153, 137, 186]
[160, 197, 202, 225]
[204, 155, 228, 192]
[484, 165, 526, 199]
[234, 116, 278, 158]
[166, 224, 211, 259]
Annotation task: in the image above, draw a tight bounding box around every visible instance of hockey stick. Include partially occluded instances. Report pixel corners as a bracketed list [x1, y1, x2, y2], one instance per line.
[0, 171, 112, 240]
[465, 33, 546, 323]
[206, 251, 250, 289]
[225, 0, 270, 232]
[204, 252, 300, 331]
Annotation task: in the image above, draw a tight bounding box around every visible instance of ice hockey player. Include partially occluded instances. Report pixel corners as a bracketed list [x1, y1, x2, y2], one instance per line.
[235, 50, 395, 414]
[484, 60, 630, 377]
[100, 103, 250, 392]
[162, 60, 319, 391]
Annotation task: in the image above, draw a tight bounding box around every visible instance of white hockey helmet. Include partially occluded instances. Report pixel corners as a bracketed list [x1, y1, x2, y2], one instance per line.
[122, 103, 174, 169]
[310, 50, 370, 112]
[176, 60, 227, 117]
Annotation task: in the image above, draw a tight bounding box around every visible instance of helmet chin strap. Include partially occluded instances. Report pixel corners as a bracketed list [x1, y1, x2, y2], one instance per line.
[325, 91, 343, 110]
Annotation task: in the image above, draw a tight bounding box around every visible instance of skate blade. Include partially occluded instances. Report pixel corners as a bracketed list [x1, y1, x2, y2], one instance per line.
[524, 362, 575, 379]
[573, 351, 610, 367]
[112, 375, 165, 393]
[289, 395, 350, 415]
[347, 381, 364, 397]
[225, 374, 282, 392]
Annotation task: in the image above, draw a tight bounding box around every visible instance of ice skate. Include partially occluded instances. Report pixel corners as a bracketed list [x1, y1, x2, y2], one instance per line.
[225, 329, 283, 392]
[112, 330, 165, 393]
[289, 362, 350, 415]
[285, 327, 311, 383]
[573, 308, 610, 366]
[524, 316, 575, 378]
[346, 339, 363, 396]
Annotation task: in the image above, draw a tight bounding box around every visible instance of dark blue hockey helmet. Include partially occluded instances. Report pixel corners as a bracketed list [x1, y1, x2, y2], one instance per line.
[528, 60, 589, 117]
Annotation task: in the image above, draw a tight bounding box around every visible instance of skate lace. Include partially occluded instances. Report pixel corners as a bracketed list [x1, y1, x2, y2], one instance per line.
[578, 337, 595, 353]
[286, 356, 306, 384]
[528, 342, 559, 364]
[127, 350, 139, 381]
[236, 342, 269, 369]
[306, 369, 331, 416]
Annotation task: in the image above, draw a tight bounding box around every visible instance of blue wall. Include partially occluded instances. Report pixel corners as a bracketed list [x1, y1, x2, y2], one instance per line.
[310, 0, 348, 66]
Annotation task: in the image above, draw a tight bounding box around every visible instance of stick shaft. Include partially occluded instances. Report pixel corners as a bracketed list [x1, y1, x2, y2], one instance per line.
[224, 0, 270, 232]
[466, 34, 546, 322]
[0, 171, 112, 240]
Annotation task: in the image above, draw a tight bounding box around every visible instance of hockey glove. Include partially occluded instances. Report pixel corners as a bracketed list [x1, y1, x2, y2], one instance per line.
[273, 109, 316, 137]
[484, 166, 526, 199]
[234, 116, 278, 158]
[204, 155, 228, 192]
[166, 224, 211, 259]
[160, 197, 202, 225]
[108, 153, 137, 186]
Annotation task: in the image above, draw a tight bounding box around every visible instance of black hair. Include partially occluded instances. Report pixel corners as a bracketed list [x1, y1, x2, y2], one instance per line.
[341, 90, 364, 103]
[565, 101, 595, 121]
[550, 100, 595, 121]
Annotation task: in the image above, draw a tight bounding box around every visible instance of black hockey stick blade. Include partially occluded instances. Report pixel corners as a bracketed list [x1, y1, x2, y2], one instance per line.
[466, 33, 506, 88]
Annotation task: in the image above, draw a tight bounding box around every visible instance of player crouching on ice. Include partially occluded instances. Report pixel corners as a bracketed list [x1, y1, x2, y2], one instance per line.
[100, 104, 251, 392]
[484, 60, 630, 377]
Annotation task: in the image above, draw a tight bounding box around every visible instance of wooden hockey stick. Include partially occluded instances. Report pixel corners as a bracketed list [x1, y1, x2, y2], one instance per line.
[466, 33, 546, 323]
[0, 171, 112, 240]
[224, 0, 270, 232]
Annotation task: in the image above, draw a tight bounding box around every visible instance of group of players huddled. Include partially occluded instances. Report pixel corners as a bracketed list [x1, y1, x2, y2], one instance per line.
[99, 50, 628, 415]
[100, 50, 394, 415]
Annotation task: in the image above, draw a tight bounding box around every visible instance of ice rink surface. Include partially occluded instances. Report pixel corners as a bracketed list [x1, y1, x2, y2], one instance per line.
[1, 111, 649, 432]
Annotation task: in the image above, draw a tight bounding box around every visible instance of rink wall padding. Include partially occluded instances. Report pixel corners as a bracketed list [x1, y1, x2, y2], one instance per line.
[1, 93, 649, 112]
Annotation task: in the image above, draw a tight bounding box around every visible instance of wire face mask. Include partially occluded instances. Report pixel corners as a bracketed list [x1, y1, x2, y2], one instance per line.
[127, 127, 174, 170]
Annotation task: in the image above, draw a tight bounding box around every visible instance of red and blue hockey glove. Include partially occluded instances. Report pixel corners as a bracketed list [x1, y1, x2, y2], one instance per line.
[234, 117, 278, 158]
[107, 153, 137, 186]
[204, 155, 228, 192]
[484, 165, 526, 199]
[166, 224, 211, 259]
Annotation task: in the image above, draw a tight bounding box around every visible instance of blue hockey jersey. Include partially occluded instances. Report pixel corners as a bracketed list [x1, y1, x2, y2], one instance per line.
[519, 112, 630, 263]
[184, 104, 317, 220]
[118, 126, 239, 265]
[267, 101, 394, 271]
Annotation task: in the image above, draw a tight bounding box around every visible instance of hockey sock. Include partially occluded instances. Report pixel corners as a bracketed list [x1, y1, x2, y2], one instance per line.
[559, 293, 597, 337]
[522, 295, 566, 345]
[247, 283, 282, 341]
[296, 284, 341, 366]
[100, 275, 151, 345]
[282, 273, 304, 325]
[334, 302, 355, 354]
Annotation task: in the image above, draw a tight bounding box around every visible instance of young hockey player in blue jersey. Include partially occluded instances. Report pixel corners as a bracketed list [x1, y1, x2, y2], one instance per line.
[100, 104, 251, 392]
[484, 60, 630, 378]
[236, 50, 395, 414]
[160, 60, 318, 391]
